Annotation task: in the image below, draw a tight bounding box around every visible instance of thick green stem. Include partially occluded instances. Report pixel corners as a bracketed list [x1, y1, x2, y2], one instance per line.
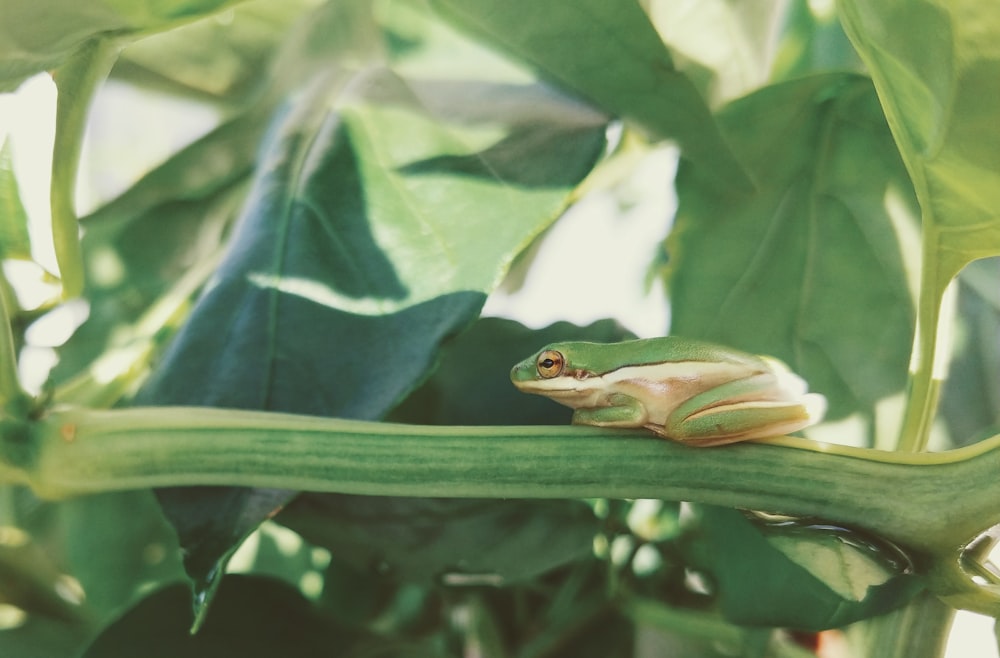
[50, 38, 121, 299]
[15, 406, 1000, 555]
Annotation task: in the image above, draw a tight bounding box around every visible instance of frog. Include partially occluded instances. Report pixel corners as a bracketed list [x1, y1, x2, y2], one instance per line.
[510, 337, 826, 446]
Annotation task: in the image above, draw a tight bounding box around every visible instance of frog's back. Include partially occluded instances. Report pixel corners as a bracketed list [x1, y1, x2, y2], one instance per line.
[544, 336, 769, 375]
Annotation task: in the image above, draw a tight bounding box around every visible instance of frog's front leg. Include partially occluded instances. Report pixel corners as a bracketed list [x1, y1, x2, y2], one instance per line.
[572, 393, 647, 428]
[663, 374, 819, 446]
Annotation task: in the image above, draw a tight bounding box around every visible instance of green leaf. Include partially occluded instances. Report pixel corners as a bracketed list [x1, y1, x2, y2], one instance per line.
[0, 140, 31, 261]
[939, 259, 1000, 446]
[684, 506, 924, 631]
[139, 69, 605, 417]
[112, 0, 321, 102]
[839, 0, 1000, 280]
[279, 496, 598, 585]
[136, 66, 606, 610]
[58, 492, 185, 619]
[431, 0, 752, 192]
[666, 74, 917, 421]
[389, 317, 634, 426]
[81, 576, 365, 658]
[0, 616, 89, 658]
[644, 0, 788, 107]
[53, 0, 384, 398]
[838, 0, 1000, 450]
[0, 0, 241, 91]
[771, 0, 863, 82]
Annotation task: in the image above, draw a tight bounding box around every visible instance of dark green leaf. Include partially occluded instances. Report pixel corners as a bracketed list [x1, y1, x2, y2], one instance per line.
[280, 496, 598, 585]
[137, 66, 605, 607]
[390, 317, 634, 426]
[684, 506, 923, 630]
[81, 576, 363, 658]
[431, 0, 752, 192]
[666, 74, 917, 420]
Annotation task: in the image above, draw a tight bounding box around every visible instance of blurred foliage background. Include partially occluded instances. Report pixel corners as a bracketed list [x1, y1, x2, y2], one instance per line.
[1, 0, 1000, 656]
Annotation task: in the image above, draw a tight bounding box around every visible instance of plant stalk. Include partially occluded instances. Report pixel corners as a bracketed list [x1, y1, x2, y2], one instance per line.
[896, 225, 957, 454]
[50, 37, 121, 299]
[14, 406, 1000, 556]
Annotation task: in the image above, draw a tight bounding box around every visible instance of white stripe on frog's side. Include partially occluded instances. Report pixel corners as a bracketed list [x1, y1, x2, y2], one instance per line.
[602, 360, 766, 424]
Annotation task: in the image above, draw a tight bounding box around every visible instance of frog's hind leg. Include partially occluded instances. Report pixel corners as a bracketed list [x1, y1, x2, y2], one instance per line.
[662, 375, 824, 446]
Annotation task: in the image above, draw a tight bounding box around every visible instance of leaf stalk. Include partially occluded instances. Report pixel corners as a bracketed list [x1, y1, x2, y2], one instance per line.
[14, 406, 1000, 556]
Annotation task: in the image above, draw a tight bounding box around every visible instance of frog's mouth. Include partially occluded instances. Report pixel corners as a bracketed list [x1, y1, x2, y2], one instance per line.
[514, 377, 603, 398]
[514, 381, 576, 394]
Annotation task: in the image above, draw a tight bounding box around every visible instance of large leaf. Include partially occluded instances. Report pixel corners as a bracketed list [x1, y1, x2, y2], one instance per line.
[136, 66, 606, 609]
[666, 74, 917, 421]
[81, 576, 366, 658]
[839, 0, 1000, 449]
[280, 496, 598, 585]
[839, 0, 1000, 282]
[431, 0, 752, 192]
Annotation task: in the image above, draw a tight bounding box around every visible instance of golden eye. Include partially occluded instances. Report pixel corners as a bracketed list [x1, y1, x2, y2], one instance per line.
[536, 350, 565, 378]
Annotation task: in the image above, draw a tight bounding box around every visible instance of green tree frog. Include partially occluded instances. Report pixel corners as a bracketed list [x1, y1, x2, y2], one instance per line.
[510, 337, 826, 446]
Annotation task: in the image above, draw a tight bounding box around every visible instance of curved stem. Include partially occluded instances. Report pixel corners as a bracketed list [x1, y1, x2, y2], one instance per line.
[50, 37, 121, 299]
[894, 208, 961, 455]
[17, 406, 1000, 555]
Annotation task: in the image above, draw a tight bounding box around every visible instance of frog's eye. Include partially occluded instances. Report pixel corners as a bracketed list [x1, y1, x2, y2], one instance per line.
[536, 350, 565, 378]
